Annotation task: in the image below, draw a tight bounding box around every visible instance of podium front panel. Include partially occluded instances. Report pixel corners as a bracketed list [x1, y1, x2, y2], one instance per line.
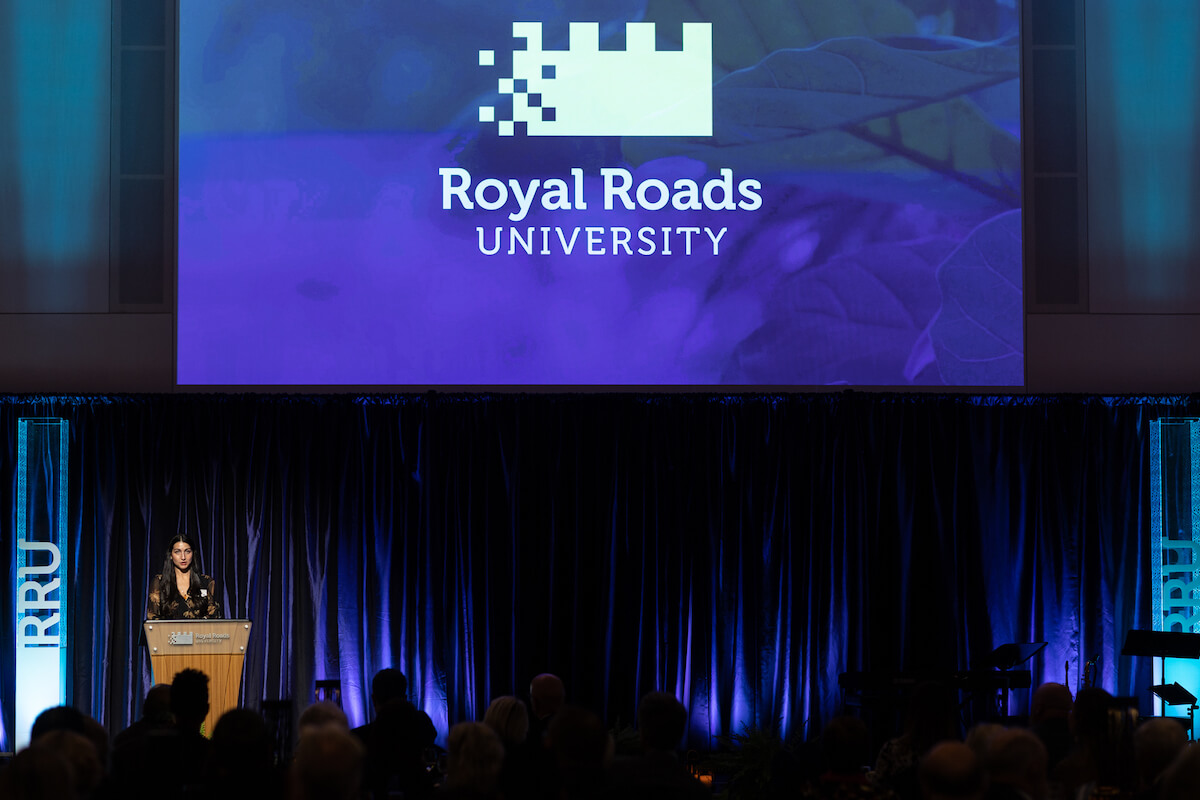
[144, 620, 251, 736]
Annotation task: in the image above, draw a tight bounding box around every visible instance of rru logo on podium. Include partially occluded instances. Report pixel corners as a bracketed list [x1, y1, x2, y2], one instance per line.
[478, 21, 712, 137]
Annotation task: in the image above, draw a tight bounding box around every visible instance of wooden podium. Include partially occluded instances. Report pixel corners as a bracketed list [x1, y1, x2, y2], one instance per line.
[144, 619, 251, 736]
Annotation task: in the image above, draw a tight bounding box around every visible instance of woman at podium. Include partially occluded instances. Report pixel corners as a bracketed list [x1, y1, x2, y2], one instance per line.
[145, 533, 223, 619]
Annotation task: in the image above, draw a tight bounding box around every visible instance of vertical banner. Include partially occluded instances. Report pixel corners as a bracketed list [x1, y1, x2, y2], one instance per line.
[14, 418, 69, 751]
[1150, 418, 1200, 717]
[1088, 0, 1200, 311]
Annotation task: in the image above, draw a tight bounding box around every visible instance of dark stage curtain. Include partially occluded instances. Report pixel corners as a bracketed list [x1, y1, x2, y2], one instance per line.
[0, 393, 1184, 751]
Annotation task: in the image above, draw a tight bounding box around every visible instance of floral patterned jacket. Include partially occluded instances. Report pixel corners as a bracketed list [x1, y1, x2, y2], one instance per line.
[146, 573, 222, 619]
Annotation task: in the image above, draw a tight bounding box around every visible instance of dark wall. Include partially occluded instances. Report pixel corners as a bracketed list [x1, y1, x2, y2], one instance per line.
[3, 0, 1199, 394]
[1024, 0, 1200, 391]
[0, 1, 172, 393]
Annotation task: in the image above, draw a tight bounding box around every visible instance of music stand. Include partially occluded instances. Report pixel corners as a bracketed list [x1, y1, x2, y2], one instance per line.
[971, 642, 1046, 718]
[1123, 630, 1200, 741]
[1152, 682, 1199, 740]
[1121, 630, 1200, 660]
[985, 642, 1048, 671]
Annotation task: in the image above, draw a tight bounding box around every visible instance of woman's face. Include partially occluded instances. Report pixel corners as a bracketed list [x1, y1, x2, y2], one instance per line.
[171, 542, 193, 572]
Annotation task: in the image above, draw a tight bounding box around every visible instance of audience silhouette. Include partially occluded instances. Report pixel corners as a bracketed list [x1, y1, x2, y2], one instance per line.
[441, 720, 506, 798]
[1132, 717, 1187, 800]
[608, 691, 708, 800]
[292, 724, 365, 800]
[919, 741, 985, 800]
[210, 707, 283, 800]
[13, 670, 1200, 800]
[528, 673, 566, 746]
[484, 695, 545, 800]
[351, 667, 438, 800]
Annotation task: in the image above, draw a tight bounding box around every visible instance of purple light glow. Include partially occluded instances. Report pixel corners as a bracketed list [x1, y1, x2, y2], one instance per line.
[179, 135, 763, 386]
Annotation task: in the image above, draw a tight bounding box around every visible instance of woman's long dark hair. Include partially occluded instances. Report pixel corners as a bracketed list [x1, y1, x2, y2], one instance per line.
[158, 532, 204, 598]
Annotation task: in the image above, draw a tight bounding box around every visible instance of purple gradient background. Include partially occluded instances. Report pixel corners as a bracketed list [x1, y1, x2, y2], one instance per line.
[180, 137, 771, 384]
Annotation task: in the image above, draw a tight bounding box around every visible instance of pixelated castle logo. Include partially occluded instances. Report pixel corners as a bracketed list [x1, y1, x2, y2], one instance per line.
[478, 21, 713, 137]
[443, 19, 753, 257]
